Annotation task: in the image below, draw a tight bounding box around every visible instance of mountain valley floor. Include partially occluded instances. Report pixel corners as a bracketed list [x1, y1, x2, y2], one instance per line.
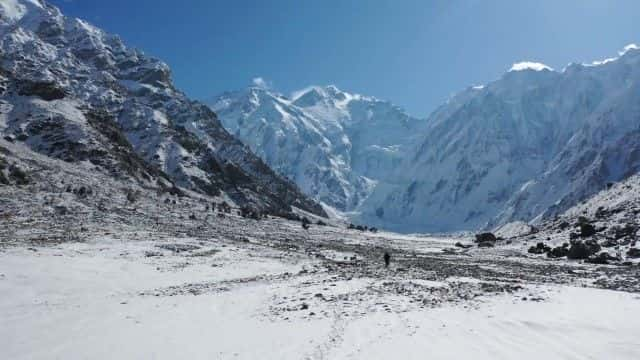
[3, 185, 640, 359]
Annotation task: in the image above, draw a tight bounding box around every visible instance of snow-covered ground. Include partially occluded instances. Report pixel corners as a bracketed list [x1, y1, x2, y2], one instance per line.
[3, 235, 640, 359]
[2, 117, 640, 360]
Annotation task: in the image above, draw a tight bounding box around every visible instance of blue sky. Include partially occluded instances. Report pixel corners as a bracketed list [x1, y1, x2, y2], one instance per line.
[50, 0, 639, 117]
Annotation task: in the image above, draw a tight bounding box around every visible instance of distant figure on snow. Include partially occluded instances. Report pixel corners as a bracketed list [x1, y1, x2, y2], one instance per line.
[383, 252, 390, 268]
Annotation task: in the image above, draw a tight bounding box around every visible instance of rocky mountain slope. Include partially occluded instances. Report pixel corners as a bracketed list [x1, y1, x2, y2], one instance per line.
[3, 125, 640, 359]
[489, 172, 640, 266]
[358, 46, 640, 232]
[209, 85, 424, 211]
[0, 0, 324, 216]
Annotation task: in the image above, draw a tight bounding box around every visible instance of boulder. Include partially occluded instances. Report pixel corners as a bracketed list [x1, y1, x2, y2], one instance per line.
[579, 223, 596, 237]
[547, 246, 569, 258]
[614, 224, 638, 239]
[475, 232, 497, 243]
[528, 242, 551, 254]
[627, 248, 640, 259]
[567, 240, 600, 260]
[585, 252, 618, 265]
[17, 80, 66, 101]
[477, 241, 495, 248]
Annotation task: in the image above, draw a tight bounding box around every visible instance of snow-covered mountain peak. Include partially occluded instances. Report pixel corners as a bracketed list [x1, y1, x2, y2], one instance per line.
[0, 0, 325, 217]
[290, 85, 374, 109]
[355, 44, 640, 232]
[209, 84, 425, 211]
[619, 43, 639, 56]
[509, 61, 554, 72]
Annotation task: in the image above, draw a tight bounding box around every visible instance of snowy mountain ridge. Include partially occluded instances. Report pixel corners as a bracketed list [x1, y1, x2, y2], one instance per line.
[209, 84, 425, 211]
[212, 44, 640, 233]
[0, 0, 325, 216]
[358, 43, 640, 232]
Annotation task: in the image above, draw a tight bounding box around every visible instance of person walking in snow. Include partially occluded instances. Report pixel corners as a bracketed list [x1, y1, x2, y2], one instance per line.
[383, 252, 390, 268]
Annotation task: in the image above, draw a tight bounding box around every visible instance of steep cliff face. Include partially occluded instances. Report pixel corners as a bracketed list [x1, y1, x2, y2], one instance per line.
[210, 46, 640, 233]
[358, 47, 640, 232]
[209, 85, 424, 211]
[0, 0, 325, 216]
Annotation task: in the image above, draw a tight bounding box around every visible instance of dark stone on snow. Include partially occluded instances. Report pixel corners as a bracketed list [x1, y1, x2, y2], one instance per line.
[455, 242, 473, 249]
[475, 232, 497, 243]
[567, 240, 601, 260]
[477, 241, 495, 248]
[156, 243, 201, 253]
[585, 252, 618, 265]
[577, 216, 590, 225]
[547, 246, 569, 258]
[614, 224, 638, 240]
[528, 242, 551, 254]
[18, 80, 66, 101]
[580, 223, 596, 237]
[627, 248, 640, 259]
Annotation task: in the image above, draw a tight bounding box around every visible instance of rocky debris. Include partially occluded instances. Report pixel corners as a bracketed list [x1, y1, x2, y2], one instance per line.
[474, 232, 497, 248]
[6, 164, 29, 185]
[579, 223, 597, 237]
[477, 241, 495, 248]
[627, 248, 640, 259]
[585, 252, 618, 265]
[156, 244, 201, 253]
[454, 242, 473, 249]
[613, 224, 638, 240]
[347, 223, 377, 233]
[528, 242, 551, 255]
[239, 206, 262, 220]
[474, 232, 497, 243]
[567, 240, 601, 260]
[189, 249, 220, 257]
[547, 244, 569, 258]
[17, 80, 66, 101]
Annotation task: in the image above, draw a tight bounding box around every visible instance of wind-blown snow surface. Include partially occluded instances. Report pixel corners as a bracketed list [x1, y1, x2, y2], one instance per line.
[0, 0, 323, 216]
[358, 45, 640, 233]
[4, 243, 640, 360]
[209, 85, 425, 211]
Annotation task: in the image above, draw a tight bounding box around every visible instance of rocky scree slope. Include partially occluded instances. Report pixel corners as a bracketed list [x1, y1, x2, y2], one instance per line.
[493, 172, 640, 266]
[0, 0, 324, 216]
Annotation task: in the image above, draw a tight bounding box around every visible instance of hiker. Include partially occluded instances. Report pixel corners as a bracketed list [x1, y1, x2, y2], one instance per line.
[383, 252, 390, 268]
